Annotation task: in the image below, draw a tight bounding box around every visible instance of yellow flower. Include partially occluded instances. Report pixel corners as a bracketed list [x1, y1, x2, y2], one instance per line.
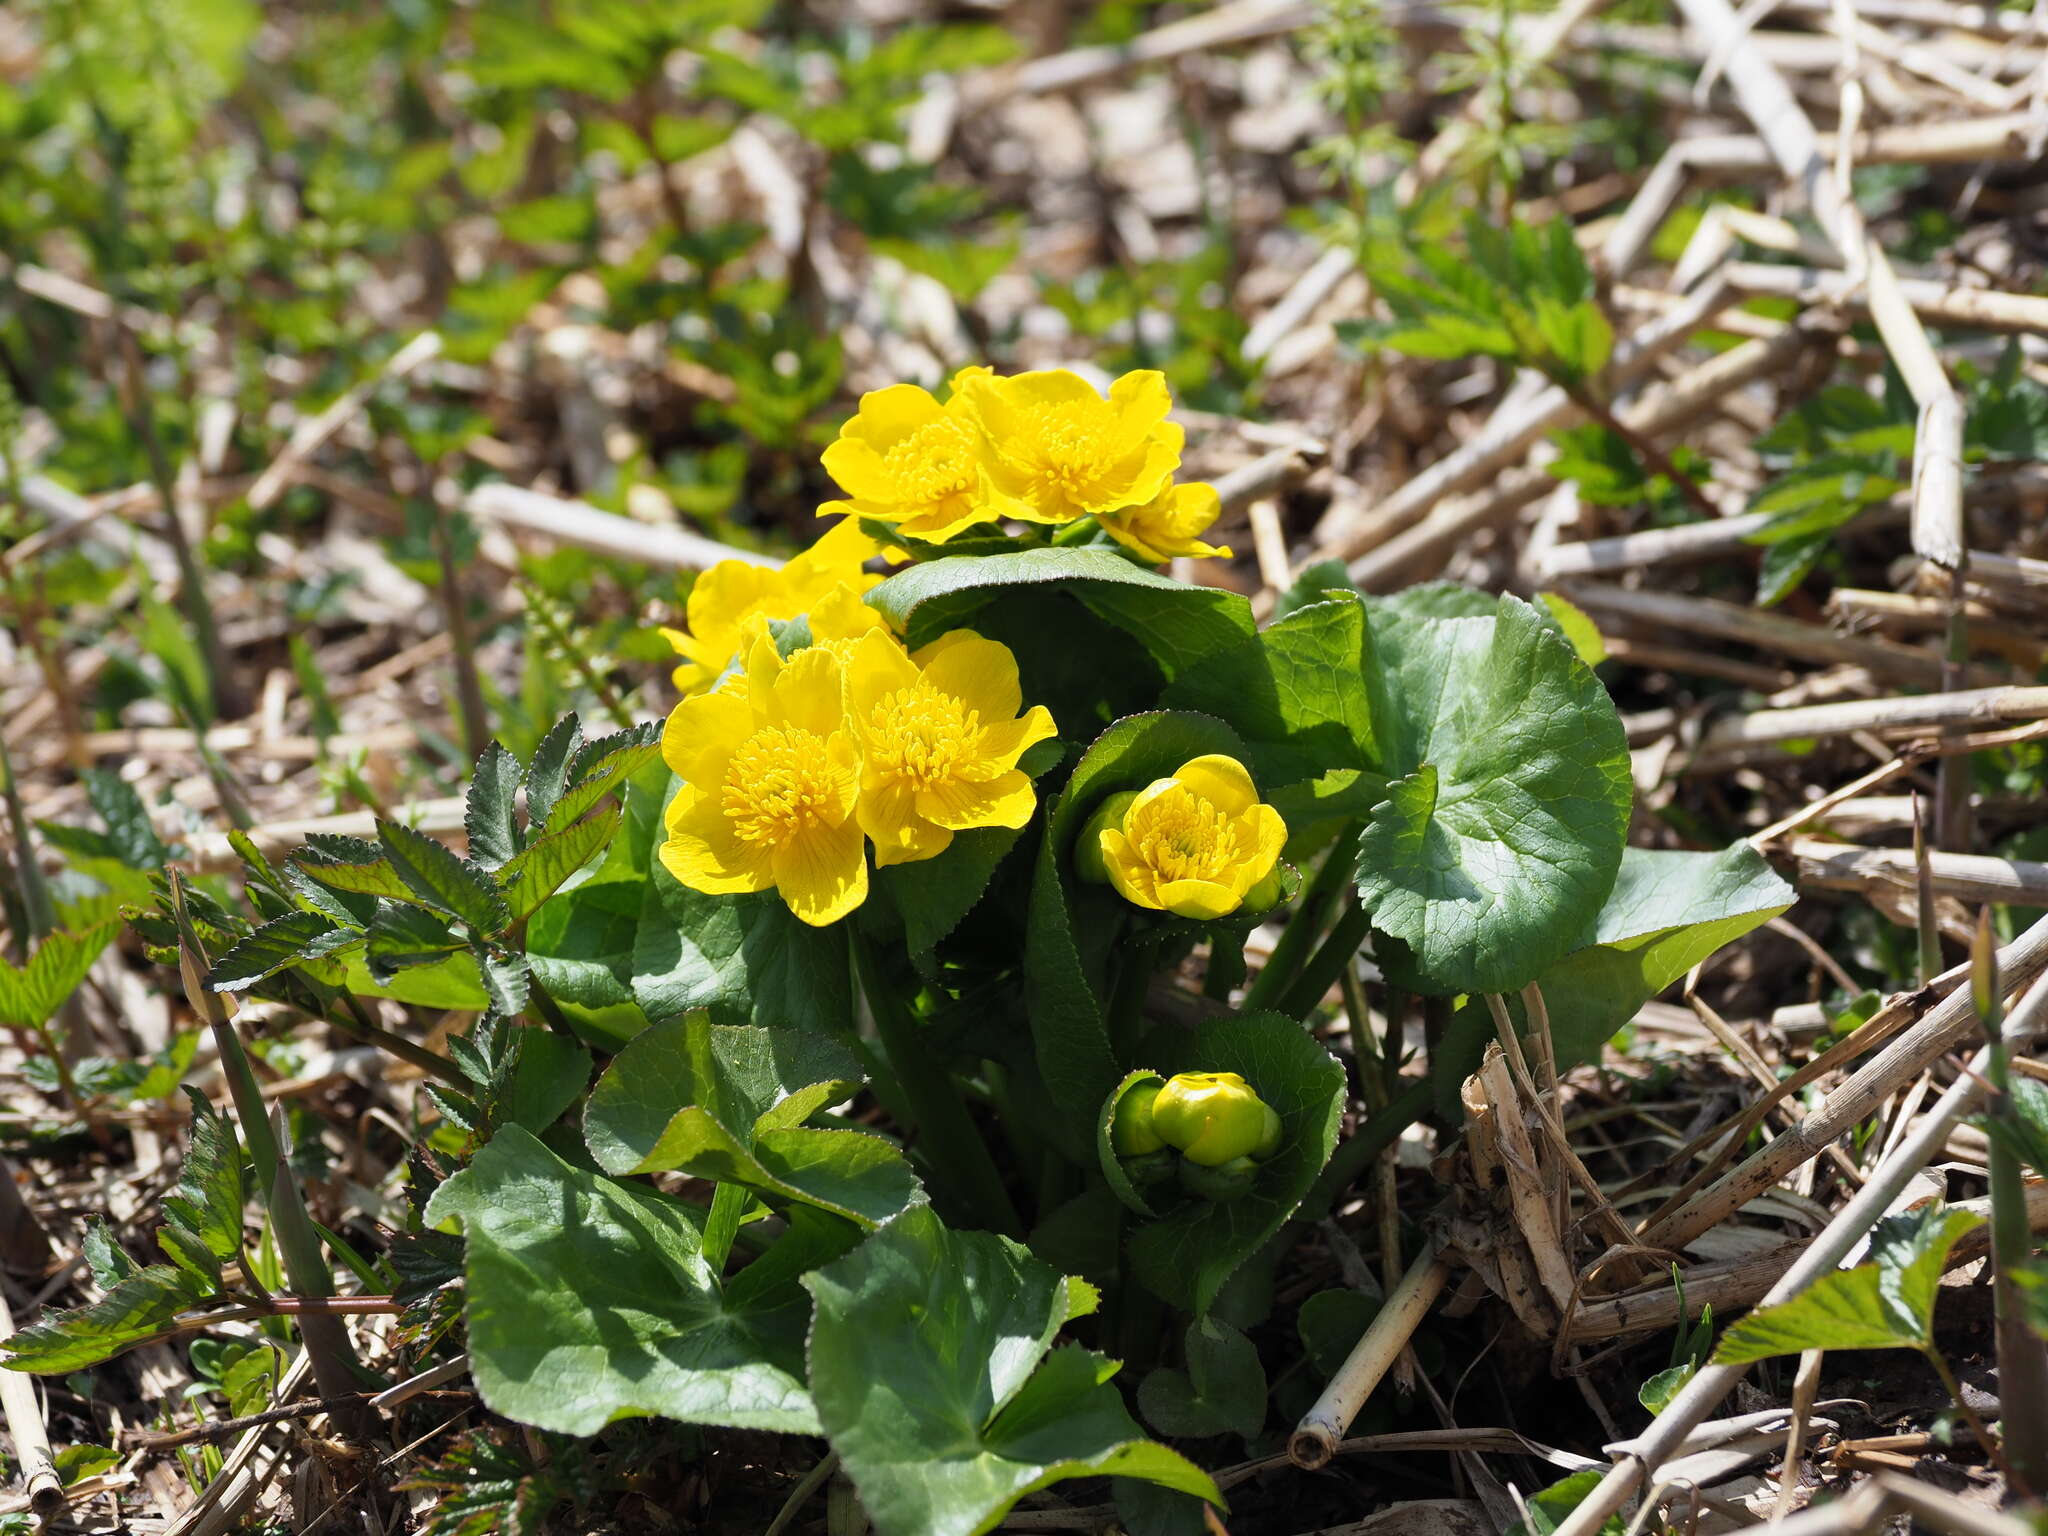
[1099, 755, 1286, 920]
[659, 519, 882, 695]
[845, 627, 1057, 868]
[659, 632, 867, 926]
[1099, 481, 1232, 564]
[819, 371, 1017, 542]
[958, 368, 1183, 525]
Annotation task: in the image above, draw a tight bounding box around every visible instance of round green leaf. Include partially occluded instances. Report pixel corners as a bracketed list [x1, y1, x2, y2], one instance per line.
[1354, 592, 1630, 996]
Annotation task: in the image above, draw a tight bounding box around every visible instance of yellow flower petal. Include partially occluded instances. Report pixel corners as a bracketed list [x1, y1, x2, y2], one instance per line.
[660, 788, 773, 895]
[1099, 827, 1161, 910]
[1171, 755, 1260, 818]
[770, 815, 869, 926]
[1239, 804, 1287, 883]
[859, 776, 954, 867]
[661, 690, 752, 783]
[847, 628, 922, 718]
[918, 769, 1037, 832]
[839, 383, 946, 450]
[917, 633, 1024, 721]
[974, 706, 1057, 769]
[1153, 877, 1245, 921]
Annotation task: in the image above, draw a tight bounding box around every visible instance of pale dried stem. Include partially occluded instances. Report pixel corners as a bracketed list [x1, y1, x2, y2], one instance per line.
[1554, 964, 2048, 1536]
[1289, 1247, 1452, 1469]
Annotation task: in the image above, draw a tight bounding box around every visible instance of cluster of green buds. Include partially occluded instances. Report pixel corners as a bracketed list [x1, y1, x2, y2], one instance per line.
[1112, 1071, 1283, 1201]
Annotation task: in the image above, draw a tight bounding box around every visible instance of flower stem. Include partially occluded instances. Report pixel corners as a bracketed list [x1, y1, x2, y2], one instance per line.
[1243, 829, 1357, 1013]
[1296, 1076, 1431, 1227]
[853, 936, 1022, 1237]
[1276, 900, 1372, 1021]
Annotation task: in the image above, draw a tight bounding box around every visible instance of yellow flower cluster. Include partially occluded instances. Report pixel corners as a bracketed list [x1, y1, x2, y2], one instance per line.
[819, 366, 1231, 562]
[658, 623, 1056, 927]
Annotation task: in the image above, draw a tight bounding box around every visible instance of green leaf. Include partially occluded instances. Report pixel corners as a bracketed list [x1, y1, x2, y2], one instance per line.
[1163, 597, 1378, 782]
[472, 946, 532, 1017]
[866, 549, 1254, 683]
[1272, 560, 1354, 621]
[52, 1444, 119, 1485]
[1712, 1266, 1914, 1361]
[1870, 1202, 1985, 1342]
[1434, 844, 1794, 1095]
[2, 1265, 206, 1374]
[1981, 1078, 2048, 1180]
[0, 923, 120, 1029]
[631, 857, 853, 1034]
[1714, 1203, 1982, 1363]
[1519, 1470, 1629, 1536]
[160, 1088, 244, 1264]
[497, 806, 619, 924]
[1755, 531, 1833, 607]
[364, 903, 465, 983]
[1128, 1010, 1346, 1314]
[545, 723, 663, 832]
[378, 820, 511, 937]
[1354, 593, 1631, 996]
[206, 911, 341, 992]
[425, 1124, 818, 1436]
[1637, 1362, 1693, 1414]
[82, 768, 171, 869]
[1536, 592, 1606, 666]
[291, 845, 417, 908]
[1137, 1317, 1266, 1440]
[803, 1205, 1220, 1536]
[1297, 1289, 1377, 1377]
[878, 824, 1027, 959]
[464, 741, 524, 872]
[523, 715, 585, 829]
[584, 1016, 916, 1227]
[503, 1027, 591, 1134]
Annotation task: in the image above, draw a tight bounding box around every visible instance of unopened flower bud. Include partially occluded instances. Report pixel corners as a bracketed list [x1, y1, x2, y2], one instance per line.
[1151, 1071, 1282, 1167]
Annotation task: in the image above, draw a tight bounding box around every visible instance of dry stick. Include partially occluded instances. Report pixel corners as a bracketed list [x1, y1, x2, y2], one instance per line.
[1699, 684, 2048, 751]
[1638, 912, 2048, 1259]
[163, 1352, 312, 1536]
[1967, 550, 2048, 590]
[463, 482, 780, 572]
[1289, 1246, 1452, 1469]
[1725, 262, 2048, 334]
[1314, 272, 1739, 572]
[1534, 501, 1903, 580]
[1347, 299, 1817, 590]
[1552, 966, 2048, 1536]
[1570, 1182, 2048, 1342]
[0, 1287, 62, 1522]
[1786, 838, 2048, 906]
[1764, 1471, 2038, 1536]
[1562, 581, 1966, 688]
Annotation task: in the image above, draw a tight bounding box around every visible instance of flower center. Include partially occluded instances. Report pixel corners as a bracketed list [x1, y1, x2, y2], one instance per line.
[1023, 402, 1119, 497]
[867, 680, 985, 789]
[721, 726, 841, 846]
[884, 417, 979, 506]
[1132, 786, 1239, 883]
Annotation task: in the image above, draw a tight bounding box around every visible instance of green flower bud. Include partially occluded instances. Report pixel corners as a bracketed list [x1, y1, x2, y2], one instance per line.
[1151, 1071, 1283, 1167]
[1111, 1079, 1166, 1156]
[1178, 1154, 1261, 1202]
[1074, 791, 1139, 885]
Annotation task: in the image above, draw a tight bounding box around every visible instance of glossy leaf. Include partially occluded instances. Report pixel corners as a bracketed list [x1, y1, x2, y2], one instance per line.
[425, 1125, 818, 1436]
[804, 1205, 1220, 1536]
[1354, 592, 1630, 996]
